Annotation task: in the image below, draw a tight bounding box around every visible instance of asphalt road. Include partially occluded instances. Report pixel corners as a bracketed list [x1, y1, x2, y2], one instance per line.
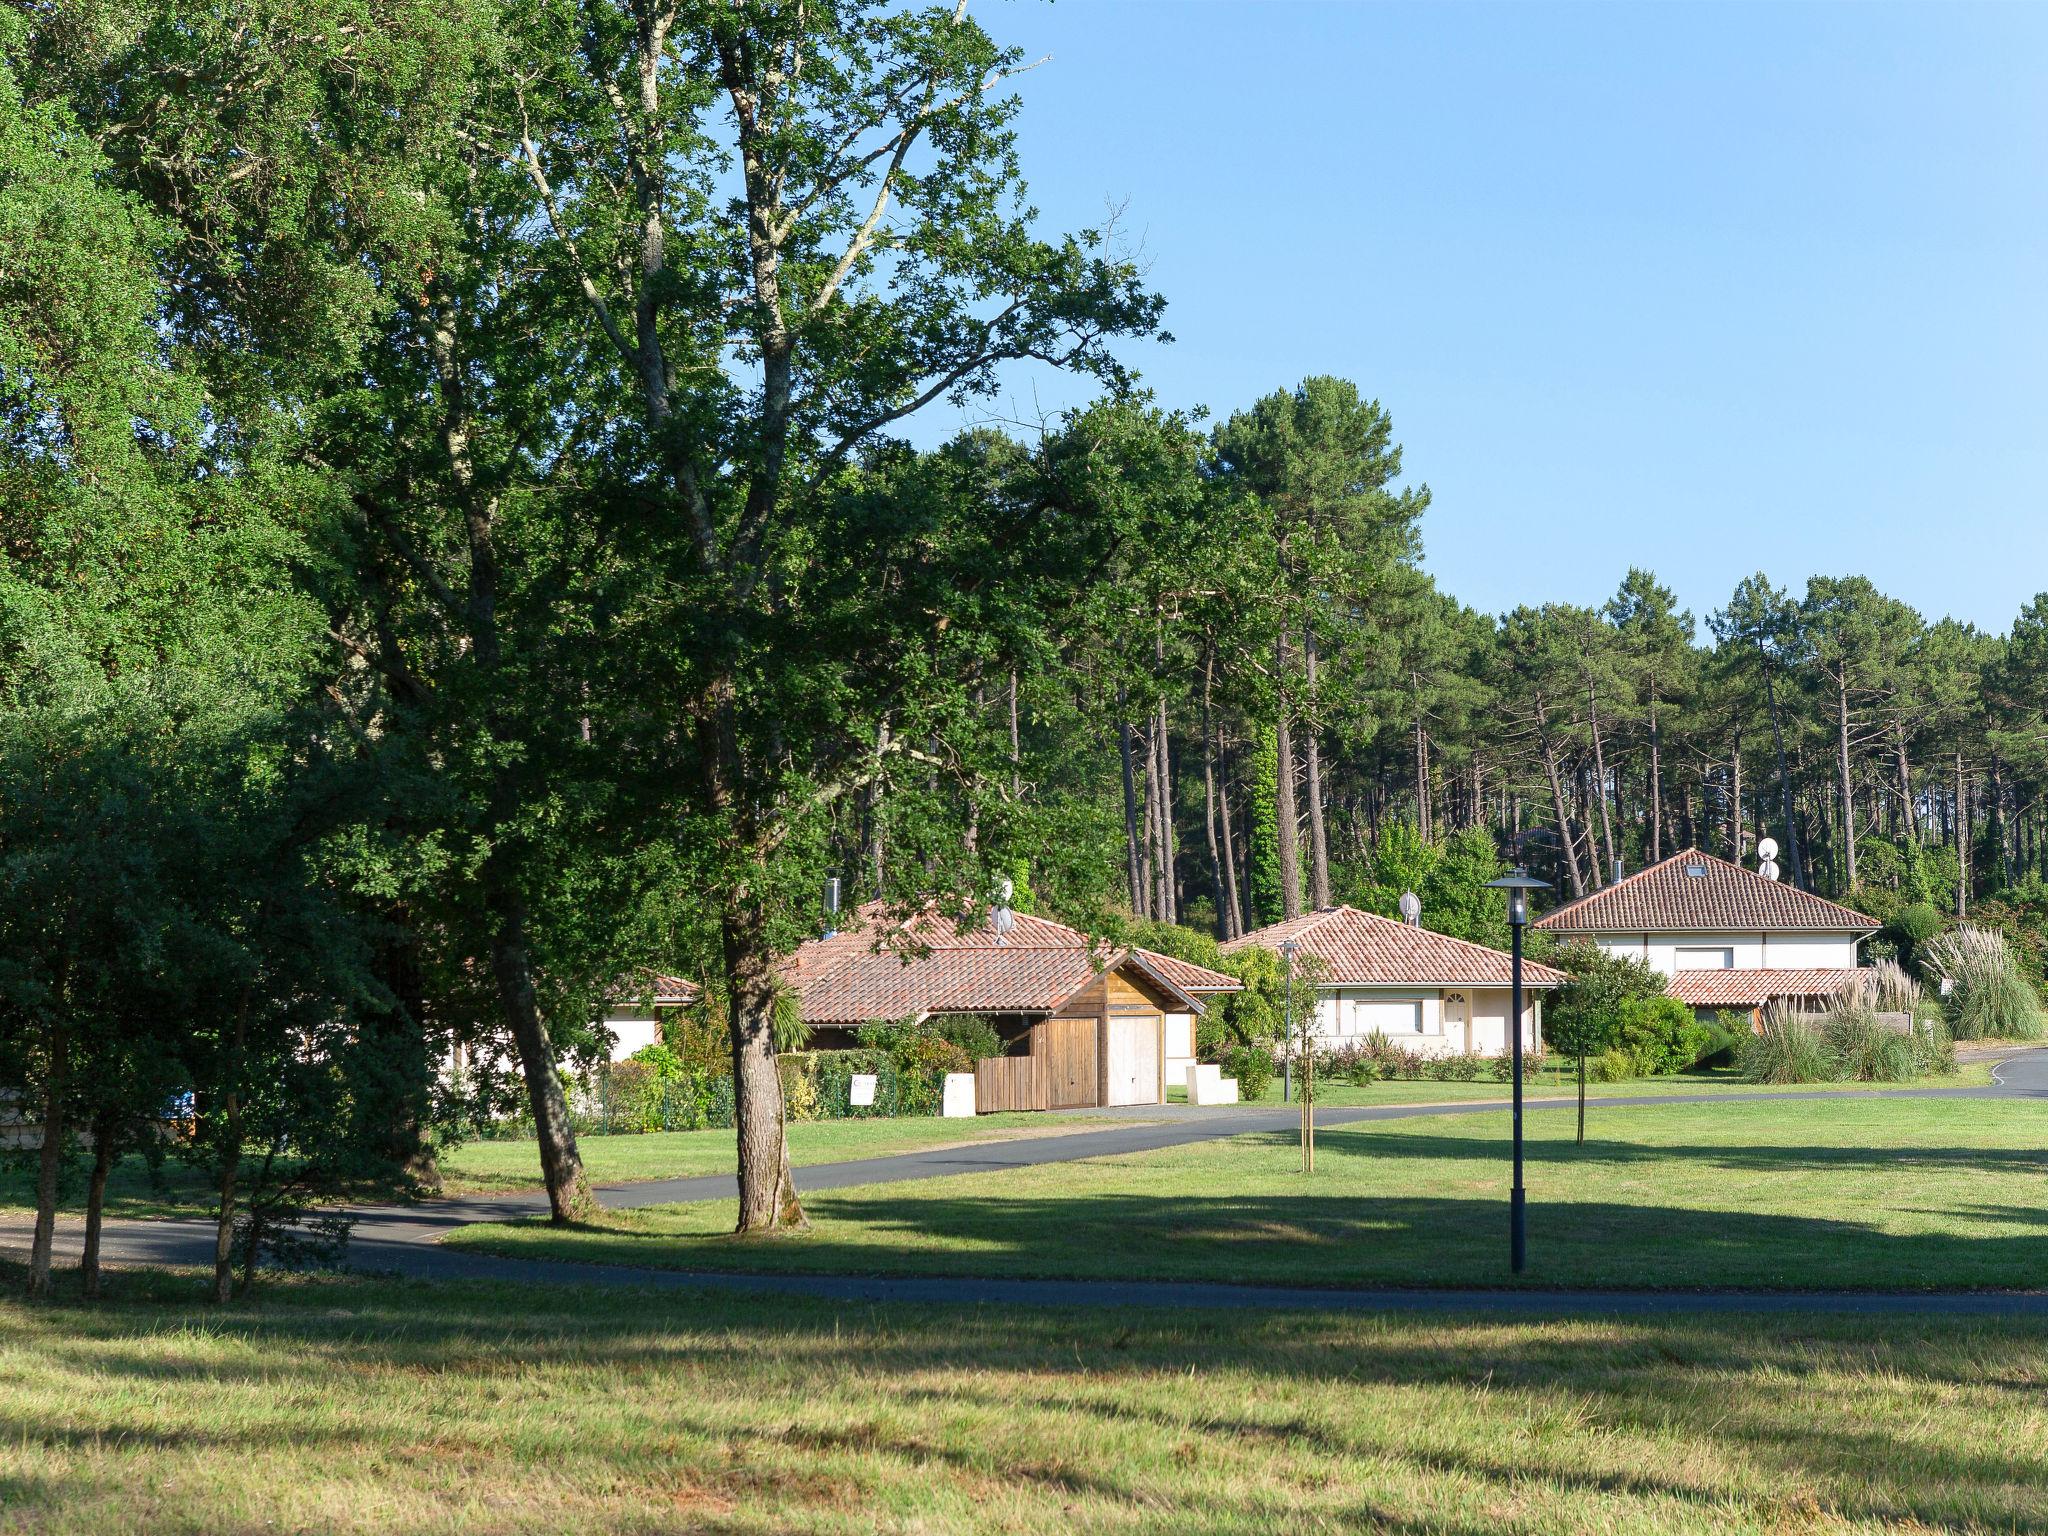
[6, 1048, 2046, 1316]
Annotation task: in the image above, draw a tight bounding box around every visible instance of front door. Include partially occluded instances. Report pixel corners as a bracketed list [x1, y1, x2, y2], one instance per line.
[1442, 992, 1469, 1053]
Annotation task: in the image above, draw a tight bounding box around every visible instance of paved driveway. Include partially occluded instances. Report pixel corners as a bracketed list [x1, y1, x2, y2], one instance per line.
[5, 1048, 2045, 1315]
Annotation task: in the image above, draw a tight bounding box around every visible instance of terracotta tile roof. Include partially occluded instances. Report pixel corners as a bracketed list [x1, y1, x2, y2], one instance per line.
[1223, 906, 1567, 989]
[1132, 948, 1244, 997]
[787, 902, 1238, 1026]
[1533, 849, 1880, 936]
[1665, 968, 1861, 1008]
[613, 971, 699, 1008]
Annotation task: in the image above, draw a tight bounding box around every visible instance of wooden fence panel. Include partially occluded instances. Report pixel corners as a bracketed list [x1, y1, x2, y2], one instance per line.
[974, 1056, 1040, 1113]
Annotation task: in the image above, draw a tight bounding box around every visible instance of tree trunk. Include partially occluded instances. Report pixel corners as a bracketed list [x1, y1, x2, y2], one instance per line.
[1541, 731, 1586, 898]
[1303, 634, 1331, 909]
[1218, 744, 1246, 940]
[1956, 752, 1970, 916]
[1648, 692, 1663, 863]
[489, 891, 594, 1222]
[26, 1026, 67, 1301]
[80, 1111, 115, 1301]
[1729, 733, 1745, 863]
[727, 943, 803, 1233]
[1587, 682, 1617, 883]
[1155, 694, 1178, 923]
[1991, 755, 2011, 889]
[1007, 668, 1021, 801]
[1274, 631, 1303, 921]
[210, 977, 251, 1306]
[1117, 698, 1144, 916]
[1762, 658, 1805, 889]
[1836, 671, 1857, 889]
[1202, 651, 1237, 939]
[1412, 695, 1431, 842]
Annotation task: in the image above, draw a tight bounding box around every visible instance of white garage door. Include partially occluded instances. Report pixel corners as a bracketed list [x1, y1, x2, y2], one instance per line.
[1105, 1015, 1161, 1106]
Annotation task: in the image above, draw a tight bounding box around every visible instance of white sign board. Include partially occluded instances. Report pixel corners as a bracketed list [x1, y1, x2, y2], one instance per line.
[849, 1073, 878, 1108]
[941, 1072, 977, 1118]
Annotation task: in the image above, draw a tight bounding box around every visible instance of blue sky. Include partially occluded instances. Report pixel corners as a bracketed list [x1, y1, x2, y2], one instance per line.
[917, 1, 2048, 635]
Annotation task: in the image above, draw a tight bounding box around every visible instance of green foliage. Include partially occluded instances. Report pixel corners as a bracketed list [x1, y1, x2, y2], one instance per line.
[1892, 902, 1943, 948]
[925, 1015, 1003, 1066]
[1221, 1043, 1275, 1103]
[1543, 944, 1665, 1060]
[1350, 822, 1509, 949]
[1609, 997, 1732, 1076]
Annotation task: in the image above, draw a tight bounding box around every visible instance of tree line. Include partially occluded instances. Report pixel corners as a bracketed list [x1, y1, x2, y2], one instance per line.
[4, 1, 2044, 1300]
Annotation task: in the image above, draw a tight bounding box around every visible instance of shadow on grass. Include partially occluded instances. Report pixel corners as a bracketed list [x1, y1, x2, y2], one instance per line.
[7, 1267, 2047, 1534]
[466, 1184, 2048, 1293]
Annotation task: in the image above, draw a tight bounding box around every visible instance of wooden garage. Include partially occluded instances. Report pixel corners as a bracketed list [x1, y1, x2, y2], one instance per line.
[973, 961, 1190, 1112]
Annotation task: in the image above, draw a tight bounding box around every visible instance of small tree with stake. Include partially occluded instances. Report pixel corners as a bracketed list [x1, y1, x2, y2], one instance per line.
[1542, 943, 1662, 1143]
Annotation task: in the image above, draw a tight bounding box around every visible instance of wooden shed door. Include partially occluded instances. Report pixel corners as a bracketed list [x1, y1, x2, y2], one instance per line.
[1105, 1014, 1162, 1106]
[1036, 1017, 1098, 1108]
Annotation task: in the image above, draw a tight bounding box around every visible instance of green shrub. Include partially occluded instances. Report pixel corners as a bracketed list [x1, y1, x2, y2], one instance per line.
[1587, 1048, 1638, 1083]
[926, 1015, 1002, 1064]
[1545, 943, 1665, 1066]
[1223, 1043, 1275, 1103]
[1920, 926, 2047, 1040]
[1420, 1052, 1490, 1082]
[1891, 902, 1941, 948]
[1738, 1007, 1835, 1084]
[1319, 1043, 1382, 1085]
[1612, 996, 1726, 1075]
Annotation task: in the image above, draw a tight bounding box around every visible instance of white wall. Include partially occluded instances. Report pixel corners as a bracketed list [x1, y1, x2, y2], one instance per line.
[1309, 986, 1539, 1059]
[1590, 932, 1861, 975]
[1164, 1010, 1196, 1093]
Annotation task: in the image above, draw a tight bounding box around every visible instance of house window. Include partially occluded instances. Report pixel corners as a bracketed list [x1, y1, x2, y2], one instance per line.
[1675, 947, 1734, 970]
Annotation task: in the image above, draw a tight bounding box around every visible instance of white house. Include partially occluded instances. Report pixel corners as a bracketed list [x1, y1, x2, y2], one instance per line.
[1532, 847, 1877, 1020]
[601, 972, 699, 1059]
[1224, 906, 1565, 1057]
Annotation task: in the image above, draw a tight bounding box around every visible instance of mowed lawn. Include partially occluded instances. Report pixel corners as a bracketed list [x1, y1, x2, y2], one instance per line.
[448, 1094, 2048, 1291]
[0, 1114, 1135, 1218]
[2, 1274, 2046, 1535]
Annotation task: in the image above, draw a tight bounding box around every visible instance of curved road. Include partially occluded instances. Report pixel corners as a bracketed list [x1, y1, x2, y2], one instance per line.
[7, 1049, 2047, 1316]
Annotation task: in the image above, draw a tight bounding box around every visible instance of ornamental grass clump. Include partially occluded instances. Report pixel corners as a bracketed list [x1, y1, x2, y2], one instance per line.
[1821, 1005, 1918, 1083]
[1737, 1004, 1834, 1084]
[1918, 926, 2047, 1040]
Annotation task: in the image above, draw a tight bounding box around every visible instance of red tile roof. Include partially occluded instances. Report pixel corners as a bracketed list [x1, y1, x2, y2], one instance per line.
[1223, 906, 1567, 988]
[788, 902, 1239, 1027]
[1665, 968, 1860, 1008]
[1533, 849, 1879, 936]
[613, 971, 699, 1008]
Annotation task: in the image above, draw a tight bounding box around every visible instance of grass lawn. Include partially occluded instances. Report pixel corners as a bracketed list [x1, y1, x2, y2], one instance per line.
[2, 1272, 2045, 1534]
[1251, 1060, 1991, 1107]
[436, 1113, 1128, 1195]
[0, 1114, 1137, 1220]
[449, 1093, 2048, 1291]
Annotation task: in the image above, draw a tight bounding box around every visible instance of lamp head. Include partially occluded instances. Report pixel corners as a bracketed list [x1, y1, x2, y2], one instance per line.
[1484, 866, 1552, 928]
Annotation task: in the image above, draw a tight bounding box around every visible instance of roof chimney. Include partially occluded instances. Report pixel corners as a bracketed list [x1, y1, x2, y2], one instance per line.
[1611, 857, 1623, 885]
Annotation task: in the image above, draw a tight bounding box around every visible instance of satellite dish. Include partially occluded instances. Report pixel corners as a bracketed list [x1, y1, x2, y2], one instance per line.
[1756, 837, 1779, 862]
[991, 878, 1016, 945]
[1758, 859, 1781, 882]
[1398, 891, 1422, 926]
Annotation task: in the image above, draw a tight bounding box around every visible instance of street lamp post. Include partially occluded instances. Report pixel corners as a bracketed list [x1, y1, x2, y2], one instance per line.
[1484, 867, 1551, 1275]
[1279, 937, 1299, 1104]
